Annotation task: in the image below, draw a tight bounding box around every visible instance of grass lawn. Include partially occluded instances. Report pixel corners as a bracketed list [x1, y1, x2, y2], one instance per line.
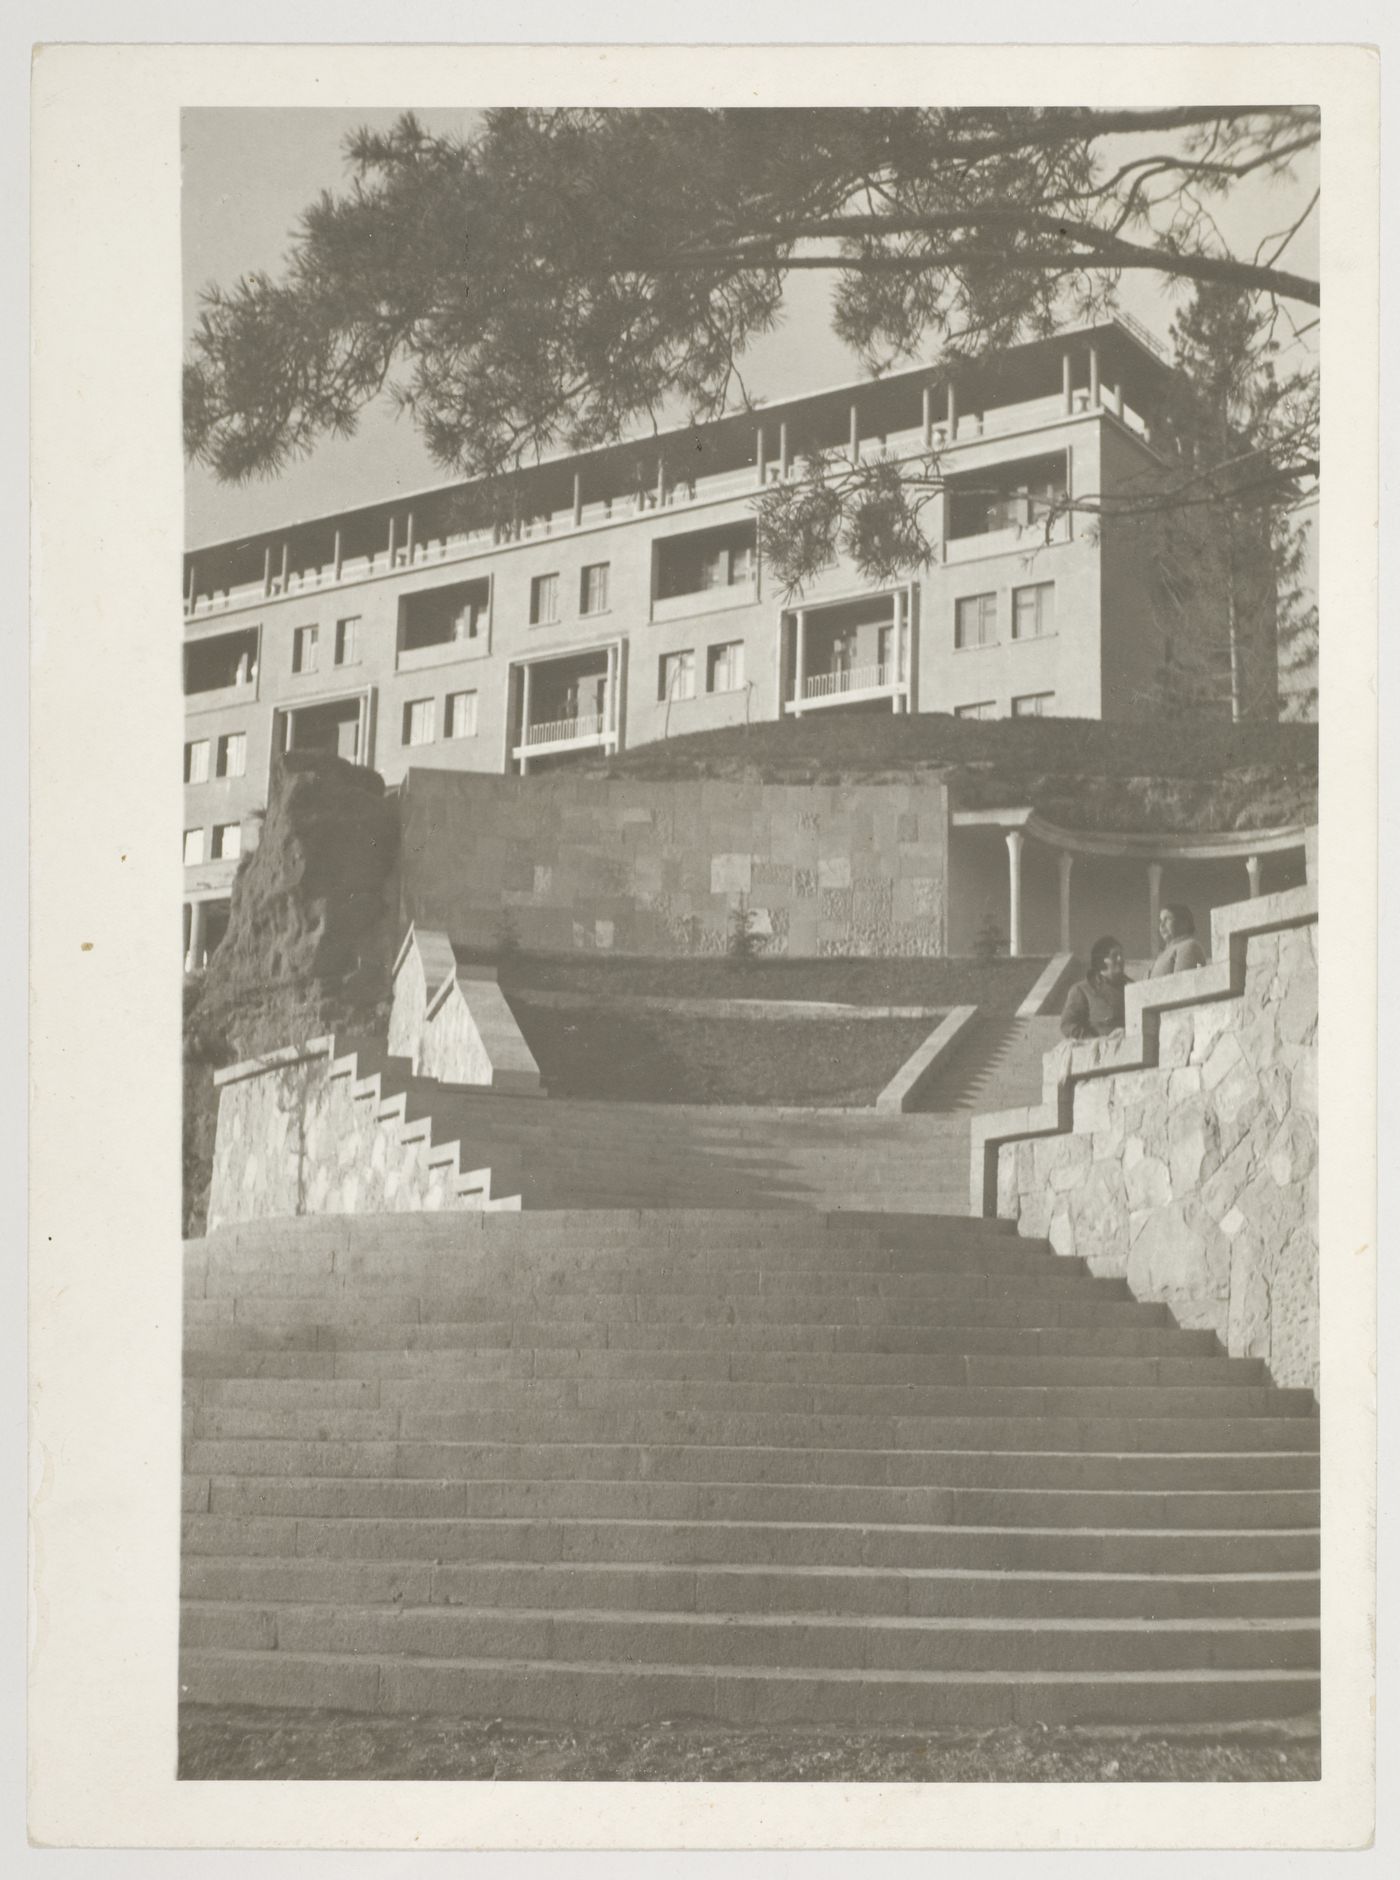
[179, 1706, 1321, 1783]
[506, 1000, 936, 1106]
[492, 952, 1044, 1013]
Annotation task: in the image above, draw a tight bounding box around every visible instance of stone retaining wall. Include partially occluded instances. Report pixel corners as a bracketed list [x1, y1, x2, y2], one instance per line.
[398, 769, 951, 957]
[206, 1041, 497, 1230]
[989, 896, 1317, 1390]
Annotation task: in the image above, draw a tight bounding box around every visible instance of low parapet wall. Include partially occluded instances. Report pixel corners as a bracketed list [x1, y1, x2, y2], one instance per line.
[972, 881, 1318, 1390]
[389, 926, 543, 1095]
[206, 1037, 517, 1229]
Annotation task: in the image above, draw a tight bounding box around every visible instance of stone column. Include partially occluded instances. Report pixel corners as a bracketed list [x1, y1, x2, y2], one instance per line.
[262, 546, 273, 598]
[1058, 850, 1074, 953]
[1111, 381, 1123, 418]
[518, 664, 533, 776]
[1088, 345, 1101, 407]
[922, 384, 933, 448]
[333, 528, 343, 581]
[756, 426, 766, 487]
[1062, 350, 1073, 416]
[849, 402, 860, 462]
[572, 472, 583, 528]
[279, 541, 290, 591]
[1246, 854, 1263, 898]
[946, 382, 958, 438]
[185, 900, 207, 975]
[1147, 861, 1163, 951]
[793, 611, 807, 719]
[606, 643, 619, 740]
[778, 421, 789, 479]
[405, 511, 416, 564]
[185, 561, 196, 615]
[1006, 830, 1024, 958]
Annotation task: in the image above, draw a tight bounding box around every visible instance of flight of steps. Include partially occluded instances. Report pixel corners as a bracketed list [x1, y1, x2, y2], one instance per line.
[181, 1210, 1320, 1733]
[347, 1040, 974, 1214]
[912, 1015, 1067, 1114]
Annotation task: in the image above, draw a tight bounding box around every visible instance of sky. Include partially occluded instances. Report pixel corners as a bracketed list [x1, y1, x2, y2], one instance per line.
[182, 108, 1320, 550]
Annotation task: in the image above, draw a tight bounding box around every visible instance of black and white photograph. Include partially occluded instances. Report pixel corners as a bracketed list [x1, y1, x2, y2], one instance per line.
[175, 95, 1326, 1784]
[26, 31, 1380, 1856]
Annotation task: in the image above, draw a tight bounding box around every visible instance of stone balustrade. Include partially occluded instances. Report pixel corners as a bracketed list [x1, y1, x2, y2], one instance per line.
[971, 878, 1318, 1389]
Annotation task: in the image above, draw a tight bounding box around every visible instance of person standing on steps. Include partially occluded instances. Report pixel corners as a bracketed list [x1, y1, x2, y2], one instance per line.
[1060, 936, 1129, 1040]
[1151, 903, 1208, 977]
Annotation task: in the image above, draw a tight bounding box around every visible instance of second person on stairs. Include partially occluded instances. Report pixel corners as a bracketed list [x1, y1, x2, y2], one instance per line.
[1060, 936, 1129, 1041]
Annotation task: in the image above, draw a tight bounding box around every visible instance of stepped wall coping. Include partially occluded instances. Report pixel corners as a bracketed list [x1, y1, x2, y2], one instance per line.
[876, 1006, 979, 1115]
[1016, 952, 1079, 1017]
[213, 1035, 336, 1089]
[970, 879, 1318, 1215]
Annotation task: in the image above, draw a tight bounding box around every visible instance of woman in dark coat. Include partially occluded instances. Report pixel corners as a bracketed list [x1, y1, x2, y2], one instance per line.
[1060, 936, 1129, 1040]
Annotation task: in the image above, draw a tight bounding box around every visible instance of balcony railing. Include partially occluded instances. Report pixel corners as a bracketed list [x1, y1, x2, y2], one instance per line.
[524, 710, 607, 748]
[802, 661, 896, 701]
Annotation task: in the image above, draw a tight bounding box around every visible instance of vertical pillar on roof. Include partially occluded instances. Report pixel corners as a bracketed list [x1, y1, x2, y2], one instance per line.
[778, 421, 789, 478]
[1088, 345, 1101, 407]
[1062, 351, 1074, 416]
[279, 541, 289, 592]
[793, 610, 807, 717]
[1246, 854, 1263, 899]
[756, 425, 766, 488]
[922, 384, 933, 448]
[387, 515, 397, 567]
[1147, 861, 1164, 952]
[572, 472, 583, 528]
[262, 546, 273, 598]
[333, 529, 343, 582]
[185, 562, 196, 614]
[405, 512, 416, 564]
[946, 382, 958, 439]
[849, 402, 860, 462]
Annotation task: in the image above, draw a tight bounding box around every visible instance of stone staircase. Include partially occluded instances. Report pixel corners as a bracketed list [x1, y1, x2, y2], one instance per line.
[912, 1015, 1066, 1114]
[339, 1039, 974, 1215]
[181, 1210, 1320, 1732]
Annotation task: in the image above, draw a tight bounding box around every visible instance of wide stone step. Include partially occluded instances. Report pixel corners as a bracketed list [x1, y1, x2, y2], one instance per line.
[189, 1405, 1322, 1453]
[195, 1267, 1128, 1305]
[183, 1438, 1322, 1493]
[180, 1600, 1320, 1675]
[181, 1512, 1320, 1574]
[201, 1291, 1176, 1330]
[185, 1318, 1219, 1358]
[184, 1349, 1271, 1391]
[184, 1373, 1317, 1421]
[178, 1646, 1320, 1728]
[197, 1472, 1318, 1531]
[182, 1555, 1322, 1621]
[196, 1240, 1087, 1280]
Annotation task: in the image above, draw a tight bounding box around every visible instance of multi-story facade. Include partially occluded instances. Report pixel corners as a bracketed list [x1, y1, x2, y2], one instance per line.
[183, 318, 1265, 967]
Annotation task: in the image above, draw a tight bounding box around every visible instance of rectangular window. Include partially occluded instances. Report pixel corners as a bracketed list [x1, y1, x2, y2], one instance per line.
[212, 822, 242, 861]
[1012, 692, 1054, 717]
[183, 828, 205, 866]
[656, 522, 758, 601]
[947, 451, 1068, 540]
[658, 649, 696, 702]
[954, 593, 998, 650]
[183, 627, 259, 696]
[183, 740, 210, 784]
[397, 578, 489, 662]
[403, 698, 436, 746]
[955, 701, 997, 720]
[580, 563, 610, 615]
[215, 732, 246, 779]
[334, 616, 361, 665]
[1012, 583, 1055, 641]
[530, 572, 560, 625]
[292, 624, 319, 674]
[707, 641, 746, 694]
[446, 690, 478, 739]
